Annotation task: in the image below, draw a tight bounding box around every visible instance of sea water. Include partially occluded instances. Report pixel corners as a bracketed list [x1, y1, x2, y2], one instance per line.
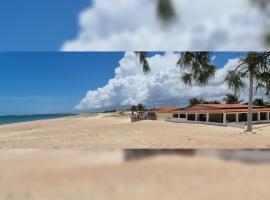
[0, 114, 76, 125]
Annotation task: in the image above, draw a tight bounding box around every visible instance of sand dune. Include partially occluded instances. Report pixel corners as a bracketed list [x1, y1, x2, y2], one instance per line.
[0, 150, 270, 200]
[0, 114, 270, 148]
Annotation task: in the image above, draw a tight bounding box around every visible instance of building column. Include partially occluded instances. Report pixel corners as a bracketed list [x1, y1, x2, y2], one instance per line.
[195, 113, 198, 121]
[267, 112, 270, 121]
[206, 113, 209, 122]
[223, 113, 226, 124]
[258, 112, 261, 121]
[236, 113, 239, 123]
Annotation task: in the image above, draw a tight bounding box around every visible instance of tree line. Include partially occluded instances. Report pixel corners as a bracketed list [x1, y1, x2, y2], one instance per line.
[188, 95, 270, 107]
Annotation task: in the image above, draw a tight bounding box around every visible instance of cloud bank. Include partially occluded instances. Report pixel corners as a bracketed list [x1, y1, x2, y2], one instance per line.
[62, 0, 266, 51]
[75, 52, 241, 111]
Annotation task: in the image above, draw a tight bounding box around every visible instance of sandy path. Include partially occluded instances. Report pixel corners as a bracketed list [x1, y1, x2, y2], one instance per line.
[0, 115, 270, 148]
[0, 150, 270, 200]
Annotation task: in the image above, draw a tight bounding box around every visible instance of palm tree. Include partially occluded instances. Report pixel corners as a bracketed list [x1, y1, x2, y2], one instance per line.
[266, 100, 270, 107]
[137, 52, 216, 83]
[137, 103, 145, 116]
[177, 52, 216, 87]
[256, 71, 270, 96]
[135, 52, 151, 73]
[253, 98, 266, 106]
[223, 93, 243, 104]
[137, 51, 269, 133]
[130, 105, 137, 116]
[204, 99, 221, 104]
[177, 51, 270, 133]
[188, 98, 206, 106]
[177, 52, 217, 108]
[137, 103, 145, 112]
[224, 52, 270, 132]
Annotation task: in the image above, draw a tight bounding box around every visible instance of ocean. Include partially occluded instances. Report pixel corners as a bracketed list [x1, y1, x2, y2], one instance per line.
[0, 114, 76, 125]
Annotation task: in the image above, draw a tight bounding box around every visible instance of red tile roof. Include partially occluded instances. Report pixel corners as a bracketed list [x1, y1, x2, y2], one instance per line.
[150, 104, 269, 114]
[172, 107, 270, 114]
[171, 108, 184, 112]
[150, 106, 178, 113]
[195, 104, 263, 109]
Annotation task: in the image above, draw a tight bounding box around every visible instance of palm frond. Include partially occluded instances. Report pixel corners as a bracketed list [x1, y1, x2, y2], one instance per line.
[256, 72, 270, 96]
[223, 93, 243, 104]
[253, 98, 266, 106]
[266, 33, 270, 45]
[177, 52, 216, 87]
[182, 73, 192, 86]
[225, 71, 245, 94]
[135, 52, 150, 74]
[157, 0, 177, 23]
[188, 98, 206, 106]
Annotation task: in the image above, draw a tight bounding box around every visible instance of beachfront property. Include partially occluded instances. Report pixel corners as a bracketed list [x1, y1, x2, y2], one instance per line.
[131, 104, 270, 127]
[169, 104, 270, 126]
[148, 106, 177, 120]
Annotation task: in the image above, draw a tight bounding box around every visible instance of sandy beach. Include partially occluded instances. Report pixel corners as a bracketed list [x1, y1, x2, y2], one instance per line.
[0, 150, 270, 200]
[0, 114, 270, 149]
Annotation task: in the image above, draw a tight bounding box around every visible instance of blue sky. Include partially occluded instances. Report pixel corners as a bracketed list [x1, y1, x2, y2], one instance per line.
[0, 52, 123, 115]
[0, 52, 241, 115]
[1, 0, 265, 51]
[0, 0, 264, 51]
[0, 0, 90, 51]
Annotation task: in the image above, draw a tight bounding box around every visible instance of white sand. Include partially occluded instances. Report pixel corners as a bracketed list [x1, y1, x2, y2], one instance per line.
[0, 150, 270, 200]
[0, 114, 270, 148]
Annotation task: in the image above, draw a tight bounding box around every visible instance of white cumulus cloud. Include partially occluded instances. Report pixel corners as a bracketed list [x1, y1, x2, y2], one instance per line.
[75, 52, 242, 111]
[62, 0, 267, 51]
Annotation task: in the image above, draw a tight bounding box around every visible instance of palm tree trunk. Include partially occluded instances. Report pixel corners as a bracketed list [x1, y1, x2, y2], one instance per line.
[247, 74, 254, 132]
